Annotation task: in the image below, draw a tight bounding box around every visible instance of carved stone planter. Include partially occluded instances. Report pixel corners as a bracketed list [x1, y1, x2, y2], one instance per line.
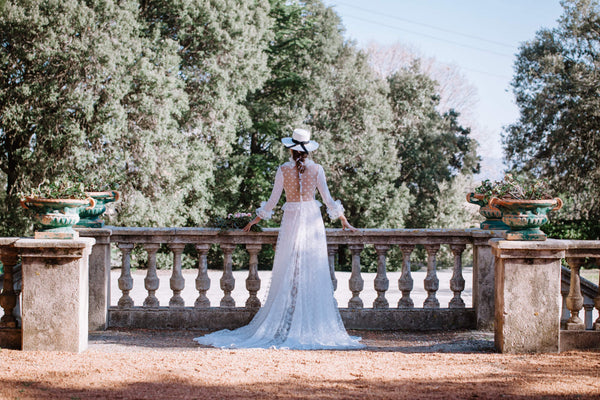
[467, 192, 509, 230]
[21, 197, 95, 239]
[489, 197, 563, 241]
[77, 190, 120, 228]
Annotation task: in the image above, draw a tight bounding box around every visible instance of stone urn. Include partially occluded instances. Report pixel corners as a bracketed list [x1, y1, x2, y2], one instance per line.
[77, 190, 120, 228]
[466, 192, 509, 230]
[20, 196, 96, 239]
[489, 197, 563, 241]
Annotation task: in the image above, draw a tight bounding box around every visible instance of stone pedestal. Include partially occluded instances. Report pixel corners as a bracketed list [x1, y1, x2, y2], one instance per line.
[491, 239, 565, 353]
[16, 237, 95, 353]
[77, 228, 112, 331]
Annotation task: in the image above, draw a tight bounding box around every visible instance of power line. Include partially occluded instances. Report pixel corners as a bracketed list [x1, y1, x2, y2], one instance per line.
[333, 1, 517, 50]
[343, 13, 516, 59]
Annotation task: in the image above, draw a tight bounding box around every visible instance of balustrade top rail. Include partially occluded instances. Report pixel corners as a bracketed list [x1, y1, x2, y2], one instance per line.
[106, 226, 500, 246]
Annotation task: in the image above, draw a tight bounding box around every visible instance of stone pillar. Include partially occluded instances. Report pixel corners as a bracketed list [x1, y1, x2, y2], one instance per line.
[564, 257, 585, 330]
[245, 244, 262, 309]
[16, 237, 95, 353]
[220, 244, 236, 307]
[194, 244, 211, 308]
[348, 244, 364, 309]
[143, 243, 161, 307]
[327, 244, 338, 291]
[397, 245, 414, 308]
[491, 239, 565, 354]
[169, 243, 186, 308]
[423, 244, 440, 308]
[78, 228, 112, 331]
[472, 231, 499, 330]
[0, 238, 21, 349]
[373, 245, 390, 309]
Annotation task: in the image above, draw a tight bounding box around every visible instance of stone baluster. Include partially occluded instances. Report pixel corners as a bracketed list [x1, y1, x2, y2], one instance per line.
[593, 258, 600, 331]
[169, 243, 186, 307]
[245, 244, 262, 309]
[584, 304, 594, 330]
[143, 243, 160, 307]
[565, 257, 585, 330]
[449, 244, 466, 308]
[560, 288, 570, 326]
[423, 244, 440, 308]
[0, 242, 19, 328]
[117, 243, 134, 308]
[327, 244, 338, 291]
[348, 244, 364, 309]
[220, 244, 236, 307]
[373, 245, 390, 308]
[194, 244, 211, 308]
[397, 245, 414, 308]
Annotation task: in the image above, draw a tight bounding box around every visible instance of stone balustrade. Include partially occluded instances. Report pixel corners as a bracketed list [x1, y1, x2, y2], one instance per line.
[78, 227, 502, 332]
[491, 239, 600, 353]
[2, 228, 599, 353]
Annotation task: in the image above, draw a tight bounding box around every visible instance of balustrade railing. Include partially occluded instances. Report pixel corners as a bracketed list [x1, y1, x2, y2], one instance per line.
[104, 228, 481, 310]
[560, 241, 600, 331]
[1, 228, 599, 351]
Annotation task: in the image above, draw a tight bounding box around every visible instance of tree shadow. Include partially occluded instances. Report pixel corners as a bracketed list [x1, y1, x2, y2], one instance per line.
[89, 329, 495, 353]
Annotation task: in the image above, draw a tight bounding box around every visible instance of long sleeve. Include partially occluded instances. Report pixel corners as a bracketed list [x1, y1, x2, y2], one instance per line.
[316, 165, 345, 220]
[256, 167, 284, 220]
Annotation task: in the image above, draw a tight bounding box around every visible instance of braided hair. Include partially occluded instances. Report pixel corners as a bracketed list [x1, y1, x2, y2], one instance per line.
[291, 150, 308, 174]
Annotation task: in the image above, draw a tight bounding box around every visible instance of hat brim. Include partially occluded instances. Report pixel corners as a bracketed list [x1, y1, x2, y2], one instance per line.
[281, 137, 319, 152]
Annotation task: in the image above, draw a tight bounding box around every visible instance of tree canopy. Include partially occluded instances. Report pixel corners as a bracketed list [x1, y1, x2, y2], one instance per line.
[0, 0, 483, 236]
[504, 0, 600, 221]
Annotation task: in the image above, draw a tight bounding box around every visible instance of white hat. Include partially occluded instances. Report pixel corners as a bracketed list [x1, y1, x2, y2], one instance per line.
[281, 128, 319, 153]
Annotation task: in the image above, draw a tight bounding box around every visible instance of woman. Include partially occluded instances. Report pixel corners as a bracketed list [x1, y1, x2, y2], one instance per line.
[194, 128, 364, 349]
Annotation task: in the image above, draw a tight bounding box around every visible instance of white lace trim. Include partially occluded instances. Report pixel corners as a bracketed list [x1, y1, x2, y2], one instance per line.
[256, 201, 274, 220]
[327, 199, 344, 220]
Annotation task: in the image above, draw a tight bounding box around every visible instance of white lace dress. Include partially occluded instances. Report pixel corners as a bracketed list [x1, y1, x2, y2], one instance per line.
[194, 159, 364, 350]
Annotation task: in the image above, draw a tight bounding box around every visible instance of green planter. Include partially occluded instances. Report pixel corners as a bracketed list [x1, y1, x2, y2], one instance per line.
[489, 197, 563, 241]
[466, 192, 509, 230]
[76, 190, 120, 228]
[21, 196, 96, 238]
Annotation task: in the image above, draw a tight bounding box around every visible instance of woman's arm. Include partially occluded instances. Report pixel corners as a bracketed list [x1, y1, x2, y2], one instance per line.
[316, 165, 358, 231]
[243, 167, 283, 231]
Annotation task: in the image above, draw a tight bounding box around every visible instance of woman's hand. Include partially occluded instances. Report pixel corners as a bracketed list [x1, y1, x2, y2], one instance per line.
[339, 215, 358, 232]
[243, 216, 262, 232]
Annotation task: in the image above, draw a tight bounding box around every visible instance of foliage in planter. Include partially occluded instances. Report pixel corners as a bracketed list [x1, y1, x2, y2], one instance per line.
[18, 177, 87, 200]
[475, 174, 553, 201]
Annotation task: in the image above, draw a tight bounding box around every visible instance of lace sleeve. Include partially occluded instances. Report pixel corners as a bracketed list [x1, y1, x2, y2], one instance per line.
[256, 167, 283, 220]
[316, 165, 345, 220]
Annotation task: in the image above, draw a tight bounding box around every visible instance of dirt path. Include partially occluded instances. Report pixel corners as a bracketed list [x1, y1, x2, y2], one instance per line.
[1, 330, 599, 399]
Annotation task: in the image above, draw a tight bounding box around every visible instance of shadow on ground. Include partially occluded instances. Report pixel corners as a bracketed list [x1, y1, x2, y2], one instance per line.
[89, 329, 495, 353]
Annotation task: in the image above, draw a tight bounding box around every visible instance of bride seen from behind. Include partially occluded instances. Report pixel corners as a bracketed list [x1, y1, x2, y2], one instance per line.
[193, 128, 364, 350]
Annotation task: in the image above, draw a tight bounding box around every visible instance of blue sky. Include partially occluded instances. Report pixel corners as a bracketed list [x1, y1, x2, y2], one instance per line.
[321, 0, 564, 180]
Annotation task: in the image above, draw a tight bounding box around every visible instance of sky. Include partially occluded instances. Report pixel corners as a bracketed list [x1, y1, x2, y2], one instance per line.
[321, 0, 565, 180]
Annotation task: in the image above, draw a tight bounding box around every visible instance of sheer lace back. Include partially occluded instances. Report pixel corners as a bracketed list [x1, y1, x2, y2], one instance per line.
[255, 159, 345, 221]
[280, 162, 319, 202]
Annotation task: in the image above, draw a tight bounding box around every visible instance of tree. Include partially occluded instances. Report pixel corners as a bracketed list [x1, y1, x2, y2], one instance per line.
[139, 0, 273, 225]
[217, 0, 347, 221]
[387, 64, 480, 228]
[504, 0, 600, 220]
[312, 45, 412, 229]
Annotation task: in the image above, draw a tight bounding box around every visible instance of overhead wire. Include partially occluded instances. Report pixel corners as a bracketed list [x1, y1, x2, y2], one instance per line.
[341, 13, 516, 59]
[333, 1, 517, 50]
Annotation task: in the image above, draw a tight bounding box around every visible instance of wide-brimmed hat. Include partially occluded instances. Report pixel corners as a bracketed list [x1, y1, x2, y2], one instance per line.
[281, 128, 319, 153]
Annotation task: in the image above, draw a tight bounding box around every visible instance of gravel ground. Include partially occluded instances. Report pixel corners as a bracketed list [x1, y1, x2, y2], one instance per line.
[2, 329, 600, 399]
